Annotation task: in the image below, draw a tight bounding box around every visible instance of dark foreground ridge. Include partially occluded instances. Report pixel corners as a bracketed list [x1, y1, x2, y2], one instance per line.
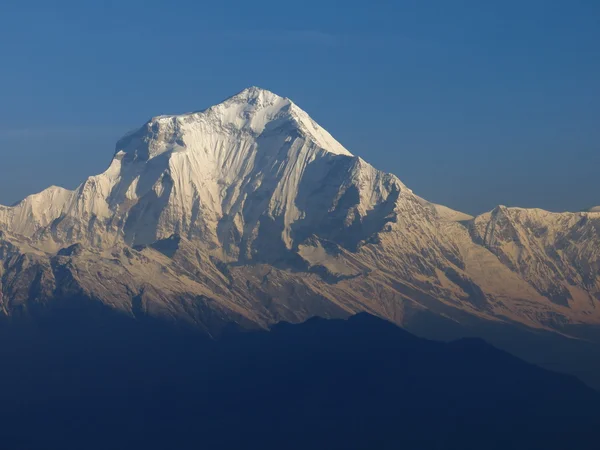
[0, 308, 598, 450]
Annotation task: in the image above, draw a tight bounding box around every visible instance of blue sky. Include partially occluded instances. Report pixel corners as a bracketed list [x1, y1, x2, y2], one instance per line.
[0, 0, 598, 214]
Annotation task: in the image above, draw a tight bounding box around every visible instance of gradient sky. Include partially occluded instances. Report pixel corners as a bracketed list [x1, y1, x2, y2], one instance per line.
[0, 0, 598, 214]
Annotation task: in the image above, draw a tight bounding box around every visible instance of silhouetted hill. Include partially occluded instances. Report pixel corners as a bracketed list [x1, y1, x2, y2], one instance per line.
[0, 309, 598, 450]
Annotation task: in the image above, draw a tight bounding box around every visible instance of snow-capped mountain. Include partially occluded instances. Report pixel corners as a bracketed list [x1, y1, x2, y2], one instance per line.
[1, 87, 599, 341]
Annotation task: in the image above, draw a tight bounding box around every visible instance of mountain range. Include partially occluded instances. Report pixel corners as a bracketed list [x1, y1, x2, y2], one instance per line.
[1, 312, 598, 450]
[1, 87, 599, 384]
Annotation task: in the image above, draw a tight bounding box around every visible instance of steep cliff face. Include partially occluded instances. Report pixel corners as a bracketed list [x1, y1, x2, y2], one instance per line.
[0, 87, 599, 338]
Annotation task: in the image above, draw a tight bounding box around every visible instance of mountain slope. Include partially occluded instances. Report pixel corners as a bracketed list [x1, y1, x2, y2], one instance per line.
[0, 87, 599, 360]
[1, 313, 598, 450]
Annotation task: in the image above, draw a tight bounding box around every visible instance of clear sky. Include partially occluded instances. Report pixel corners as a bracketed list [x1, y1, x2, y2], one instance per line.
[0, 0, 598, 214]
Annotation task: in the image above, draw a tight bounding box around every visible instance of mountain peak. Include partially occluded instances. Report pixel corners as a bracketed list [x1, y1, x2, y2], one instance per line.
[116, 87, 352, 163]
[205, 87, 352, 156]
[226, 86, 286, 105]
[146, 86, 291, 131]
